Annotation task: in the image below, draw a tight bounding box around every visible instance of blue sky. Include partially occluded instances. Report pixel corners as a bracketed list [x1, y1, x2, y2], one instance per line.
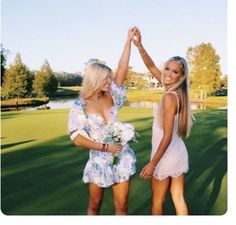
[2, 0, 227, 74]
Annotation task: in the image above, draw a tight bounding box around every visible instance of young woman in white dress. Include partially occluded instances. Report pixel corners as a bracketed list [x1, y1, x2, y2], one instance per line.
[68, 28, 137, 215]
[132, 28, 194, 215]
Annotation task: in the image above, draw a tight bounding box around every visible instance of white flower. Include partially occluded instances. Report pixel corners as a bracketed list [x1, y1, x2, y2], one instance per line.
[103, 121, 136, 145]
[102, 121, 138, 165]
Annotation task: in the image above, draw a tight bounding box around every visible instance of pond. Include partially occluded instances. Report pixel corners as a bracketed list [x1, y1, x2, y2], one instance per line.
[33, 97, 227, 111]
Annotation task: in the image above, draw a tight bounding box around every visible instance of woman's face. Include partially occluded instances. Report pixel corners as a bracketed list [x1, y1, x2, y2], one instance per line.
[163, 60, 183, 86]
[100, 73, 112, 92]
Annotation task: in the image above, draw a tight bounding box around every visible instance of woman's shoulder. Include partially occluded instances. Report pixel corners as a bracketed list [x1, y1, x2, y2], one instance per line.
[74, 98, 85, 106]
[110, 79, 126, 90]
[109, 79, 126, 108]
[162, 92, 177, 102]
[161, 92, 178, 110]
[71, 98, 86, 112]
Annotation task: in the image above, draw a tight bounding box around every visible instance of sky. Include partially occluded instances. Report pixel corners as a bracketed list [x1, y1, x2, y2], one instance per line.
[2, 0, 227, 74]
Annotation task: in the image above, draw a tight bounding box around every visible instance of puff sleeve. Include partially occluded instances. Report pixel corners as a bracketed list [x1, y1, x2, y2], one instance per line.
[110, 80, 127, 109]
[68, 100, 91, 141]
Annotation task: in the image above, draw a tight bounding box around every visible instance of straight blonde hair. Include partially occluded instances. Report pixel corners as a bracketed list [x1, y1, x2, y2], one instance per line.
[158, 56, 195, 138]
[80, 63, 114, 99]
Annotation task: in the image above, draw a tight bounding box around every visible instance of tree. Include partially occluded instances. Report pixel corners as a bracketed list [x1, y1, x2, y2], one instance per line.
[124, 67, 135, 87]
[55, 72, 83, 86]
[33, 60, 58, 97]
[187, 43, 222, 99]
[2, 53, 33, 109]
[220, 75, 227, 89]
[135, 73, 148, 90]
[1, 45, 9, 86]
[123, 67, 148, 89]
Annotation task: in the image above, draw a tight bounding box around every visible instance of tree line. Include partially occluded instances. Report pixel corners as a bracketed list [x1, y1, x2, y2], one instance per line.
[1, 49, 83, 100]
[1, 42, 227, 102]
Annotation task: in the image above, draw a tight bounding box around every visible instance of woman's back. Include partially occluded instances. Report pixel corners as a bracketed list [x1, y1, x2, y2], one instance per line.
[151, 93, 189, 180]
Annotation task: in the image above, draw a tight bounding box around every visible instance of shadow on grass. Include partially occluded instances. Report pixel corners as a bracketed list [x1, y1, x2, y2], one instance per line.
[1, 112, 22, 120]
[131, 110, 227, 215]
[1, 139, 36, 150]
[184, 109, 227, 215]
[1, 135, 89, 215]
[1, 110, 227, 215]
[1, 116, 153, 215]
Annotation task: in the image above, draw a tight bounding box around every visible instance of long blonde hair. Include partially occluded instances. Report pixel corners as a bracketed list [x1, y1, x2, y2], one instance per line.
[158, 56, 194, 138]
[80, 63, 114, 99]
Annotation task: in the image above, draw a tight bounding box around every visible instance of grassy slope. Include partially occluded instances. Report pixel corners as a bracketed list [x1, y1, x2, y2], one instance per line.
[1, 108, 227, 215]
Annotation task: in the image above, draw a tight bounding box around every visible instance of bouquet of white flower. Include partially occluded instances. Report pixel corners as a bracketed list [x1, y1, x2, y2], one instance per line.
[103, 121, 137, 165]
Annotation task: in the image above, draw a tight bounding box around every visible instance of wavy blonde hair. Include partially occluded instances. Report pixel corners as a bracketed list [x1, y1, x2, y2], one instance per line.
[80, 63, 114, 99]
[158, 56, 194, 138]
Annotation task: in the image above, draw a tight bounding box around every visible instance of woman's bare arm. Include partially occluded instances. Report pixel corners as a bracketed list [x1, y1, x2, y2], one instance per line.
[132, 28, 162, 83]
[115, 28, 136, 86]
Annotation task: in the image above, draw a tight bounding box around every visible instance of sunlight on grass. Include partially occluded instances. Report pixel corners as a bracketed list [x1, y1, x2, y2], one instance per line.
[1, 108, 227, 215]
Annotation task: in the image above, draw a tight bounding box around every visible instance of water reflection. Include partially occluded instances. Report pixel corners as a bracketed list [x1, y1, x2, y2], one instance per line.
[45, 98, 75, 109]
[124, 101, 157, 108]
[3, 97, 226, 111]
[42, 98, 226, 110]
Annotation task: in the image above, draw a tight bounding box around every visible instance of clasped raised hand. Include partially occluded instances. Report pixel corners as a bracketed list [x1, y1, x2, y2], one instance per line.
[127, 26, 139, 42]
[132, 27, 142, 47]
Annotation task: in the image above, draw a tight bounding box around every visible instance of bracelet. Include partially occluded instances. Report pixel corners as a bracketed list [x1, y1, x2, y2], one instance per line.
[101, 143, 109, 152]
[105, 144, 109, 152]
[101, 143, 106, 151]
[148, 162, 156, 169]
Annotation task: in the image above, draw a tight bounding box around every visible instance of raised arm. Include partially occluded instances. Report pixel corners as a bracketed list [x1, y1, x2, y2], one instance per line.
[115, 28, 136, 86]
[132, 28, 162, 83]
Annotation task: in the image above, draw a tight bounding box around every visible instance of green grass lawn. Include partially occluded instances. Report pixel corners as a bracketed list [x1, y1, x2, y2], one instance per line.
[1, 107, 227, 215]
[126, 88, 227, 105]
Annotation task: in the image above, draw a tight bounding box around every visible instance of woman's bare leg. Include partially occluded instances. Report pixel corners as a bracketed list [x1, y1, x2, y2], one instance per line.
[112, 180, 130, 215]
[151, 177, 170, 215]
[87, 182, 104, 215]
[170, 174, 188, 215]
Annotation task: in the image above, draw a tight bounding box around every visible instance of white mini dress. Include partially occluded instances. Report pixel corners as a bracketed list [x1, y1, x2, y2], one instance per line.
[151, 93, 189, 180]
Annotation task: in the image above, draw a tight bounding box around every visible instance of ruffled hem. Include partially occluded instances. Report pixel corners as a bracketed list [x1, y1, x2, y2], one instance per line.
[82, 148, 136, 188]
[83, 169, 136, 188]
[153, 168, 189, 181]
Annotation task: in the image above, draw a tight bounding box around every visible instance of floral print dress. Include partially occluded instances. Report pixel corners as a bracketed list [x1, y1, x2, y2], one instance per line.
[68, 81, 136, 188]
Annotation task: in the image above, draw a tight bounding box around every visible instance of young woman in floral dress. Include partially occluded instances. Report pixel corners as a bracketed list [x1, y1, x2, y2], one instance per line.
[68, 28, 137, 215]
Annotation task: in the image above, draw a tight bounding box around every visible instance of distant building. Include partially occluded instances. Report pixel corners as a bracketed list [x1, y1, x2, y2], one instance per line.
[142, 73, 162, 89]
[124, 70, 163, 90]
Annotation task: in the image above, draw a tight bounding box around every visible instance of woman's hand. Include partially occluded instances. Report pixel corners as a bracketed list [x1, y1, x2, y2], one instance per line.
[107, 144, 122, 156]
[140, 162, 155, 180]
[132, 27, 142, 48]
[127, 27, 137, 43]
